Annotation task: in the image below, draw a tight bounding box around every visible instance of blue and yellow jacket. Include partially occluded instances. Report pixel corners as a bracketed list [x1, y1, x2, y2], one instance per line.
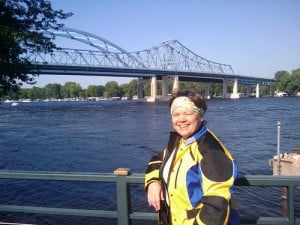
[145, 125, 240, 225]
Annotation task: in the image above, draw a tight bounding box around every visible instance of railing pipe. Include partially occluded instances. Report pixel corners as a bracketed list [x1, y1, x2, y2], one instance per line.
[277, 121, 281, 175]
[115, 173, 130, 225]
[0, 170, 299, 225]
[288, 184, 295, 225]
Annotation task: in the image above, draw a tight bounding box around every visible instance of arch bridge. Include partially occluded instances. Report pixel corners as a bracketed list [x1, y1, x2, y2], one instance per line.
[29, 27, 274, 100]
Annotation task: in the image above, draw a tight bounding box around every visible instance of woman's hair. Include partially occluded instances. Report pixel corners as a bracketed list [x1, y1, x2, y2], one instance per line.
[169, 89, 207, 114]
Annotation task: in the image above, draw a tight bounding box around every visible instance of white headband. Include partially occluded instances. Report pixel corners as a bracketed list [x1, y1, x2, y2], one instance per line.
[170, 96, 204, 115]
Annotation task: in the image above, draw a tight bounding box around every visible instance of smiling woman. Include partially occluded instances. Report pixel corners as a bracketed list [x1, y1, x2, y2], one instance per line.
[145, 89, 241, 225]
[169, 95, 206, 140]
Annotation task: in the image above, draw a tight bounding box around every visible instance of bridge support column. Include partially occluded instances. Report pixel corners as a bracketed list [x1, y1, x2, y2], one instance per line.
[147, 76, 157, 102]
[161, 75, 179, 101]
[231, 79, 239, 99]
[172, 75, 179, 93]
[204, 83, 211, 99]
[256, 83, 260, 98]
[222, 79, 228, 98]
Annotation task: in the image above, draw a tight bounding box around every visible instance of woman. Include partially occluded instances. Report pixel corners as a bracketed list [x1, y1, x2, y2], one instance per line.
[145, 89, 240, 225]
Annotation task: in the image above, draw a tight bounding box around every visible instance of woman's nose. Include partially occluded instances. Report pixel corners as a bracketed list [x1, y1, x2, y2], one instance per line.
[177, 114, 187, 122]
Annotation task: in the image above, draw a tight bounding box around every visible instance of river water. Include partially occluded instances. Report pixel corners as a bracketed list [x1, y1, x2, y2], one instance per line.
[0, 97, 299, 224]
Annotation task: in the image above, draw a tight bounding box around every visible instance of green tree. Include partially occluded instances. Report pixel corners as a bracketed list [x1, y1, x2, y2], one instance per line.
[180, 82, 205, 94]
[0, 0, 72, 97]
[273, 70, 290, 93]
[211, 83, 223, 97]
[18, 88, 31, 99]
[143, 82, 151, 97]
[44, 83, 62, 99]
[288, 68, 300, 95]
[122, 79, 138, 98]
[86, 85, 104, 97]
[120, 83, 129, 98]
[30, 86, 45, 100]
[61, 82, 82, 98]
[104, 81, 121, 98]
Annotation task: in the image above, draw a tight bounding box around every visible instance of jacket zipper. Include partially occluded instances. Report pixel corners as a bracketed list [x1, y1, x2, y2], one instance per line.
[174, 159, 182, 189]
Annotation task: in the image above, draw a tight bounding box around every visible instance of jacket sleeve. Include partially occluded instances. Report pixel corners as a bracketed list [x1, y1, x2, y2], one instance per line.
[144, 150, 166, 189]
[195, 149, 235, 225]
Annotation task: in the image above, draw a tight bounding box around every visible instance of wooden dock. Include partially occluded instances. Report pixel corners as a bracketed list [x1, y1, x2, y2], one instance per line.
[269, 147, 300, 176]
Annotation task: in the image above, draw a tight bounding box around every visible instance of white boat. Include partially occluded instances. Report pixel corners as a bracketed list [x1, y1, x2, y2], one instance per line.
[274, 91, 288, 97]
[21, 99, 32, 102]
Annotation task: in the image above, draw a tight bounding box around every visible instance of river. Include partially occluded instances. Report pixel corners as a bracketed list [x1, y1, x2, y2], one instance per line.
[0, 97, 299, 224]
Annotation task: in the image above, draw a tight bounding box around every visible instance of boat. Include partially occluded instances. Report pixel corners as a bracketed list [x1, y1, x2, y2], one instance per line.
[274, 91, 288, 97]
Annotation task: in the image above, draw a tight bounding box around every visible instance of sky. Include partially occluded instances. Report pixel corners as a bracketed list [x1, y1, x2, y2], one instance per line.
[30, 0, 300, 88]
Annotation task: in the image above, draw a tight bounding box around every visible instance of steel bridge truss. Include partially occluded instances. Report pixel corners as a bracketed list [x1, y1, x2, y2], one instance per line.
[31, 28, 234, 75]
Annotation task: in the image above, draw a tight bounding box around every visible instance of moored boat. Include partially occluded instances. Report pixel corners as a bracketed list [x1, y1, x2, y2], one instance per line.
[274, 91, 288, 97]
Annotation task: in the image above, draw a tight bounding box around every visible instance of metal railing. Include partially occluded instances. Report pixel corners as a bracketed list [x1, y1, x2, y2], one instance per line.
[0, 170, 299, 225]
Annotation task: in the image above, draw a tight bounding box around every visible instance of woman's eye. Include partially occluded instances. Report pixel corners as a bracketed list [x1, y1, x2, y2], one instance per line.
[184, 112, 194, 116]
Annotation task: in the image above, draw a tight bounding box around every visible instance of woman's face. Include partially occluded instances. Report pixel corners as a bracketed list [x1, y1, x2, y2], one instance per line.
[171, 107, 203, 140]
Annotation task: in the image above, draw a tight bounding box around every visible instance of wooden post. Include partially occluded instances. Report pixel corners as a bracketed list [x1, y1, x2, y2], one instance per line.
[114, 168, 132, 225]
[114, 168, 131, 176]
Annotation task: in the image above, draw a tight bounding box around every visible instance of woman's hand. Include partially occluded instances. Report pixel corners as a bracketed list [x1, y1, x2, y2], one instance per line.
[147, 182, 164, 211]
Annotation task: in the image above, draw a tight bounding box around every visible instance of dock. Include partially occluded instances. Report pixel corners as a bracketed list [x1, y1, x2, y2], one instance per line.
[269, 148, 300, 176]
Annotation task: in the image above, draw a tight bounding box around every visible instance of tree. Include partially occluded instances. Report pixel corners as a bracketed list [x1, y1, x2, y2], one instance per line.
[61, 82, 82, 99]
[104, 81, 121, 98]
[44, 83, 62, 99]
[121, 79, 137, 98]
[180, 82, 205, 94]
[30, 86, 45, 100]
[288, 68, 300, 95]
[273, 70, 290, 93]
[0, 0, 72, 97]
[86, 85, 104, 97]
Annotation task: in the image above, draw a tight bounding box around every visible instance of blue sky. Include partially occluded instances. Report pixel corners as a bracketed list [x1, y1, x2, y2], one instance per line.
[32, 0, 300, 88]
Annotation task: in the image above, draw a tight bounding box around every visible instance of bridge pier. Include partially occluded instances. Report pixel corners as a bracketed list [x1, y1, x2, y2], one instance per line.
[230, 80, 261, 99]
[143, 76, 263, 101]
[204, 83, 211, 99]
[172, 75, 179, 93]
[147, 76, 157, 102]
[148, 75, 180, 102]
[230, 79, 239, 99]
[256, 83, 260, 98]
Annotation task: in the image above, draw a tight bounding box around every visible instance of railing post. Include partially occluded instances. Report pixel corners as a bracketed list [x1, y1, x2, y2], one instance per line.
[114, 168, 132, 225]
[277, 121, 281, 175]
[288, 185, 295, 225]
